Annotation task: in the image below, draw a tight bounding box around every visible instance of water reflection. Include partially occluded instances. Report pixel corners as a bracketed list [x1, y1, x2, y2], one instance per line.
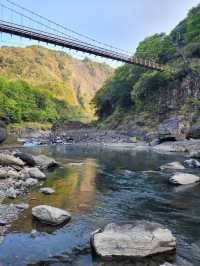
[0, 145, 200, 265]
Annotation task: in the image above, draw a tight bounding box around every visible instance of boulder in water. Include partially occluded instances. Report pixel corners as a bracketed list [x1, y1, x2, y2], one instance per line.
[91, 221, 176, 258]
[40, 187, 55, 195]
[160, 162, 185, 171]
[184, 159, 200, 168]
[34, 155, 59, 169]
[32, 205, 71, 225]
[169, 173, 200, 185]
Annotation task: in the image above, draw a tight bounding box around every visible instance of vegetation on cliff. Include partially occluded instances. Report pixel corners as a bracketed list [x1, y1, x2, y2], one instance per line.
[0, 46, 112, 123]
[93, 4, 200, 129]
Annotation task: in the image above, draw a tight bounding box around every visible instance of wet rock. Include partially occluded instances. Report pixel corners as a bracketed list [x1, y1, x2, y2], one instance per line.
[159, 116, 189, 141]
[34, 155, 59, 169]
[40, 187, 55, 195]
[169, 173, 200, 185]
[16, 203, 29, 210]
[0, 153, 25, 167]
[32, 205, 71, 225]
[160, 162, 185, 170]
[14, 152, 36, 167]
[91, 221, 176, 258]
[184, 159, 200, 168]
[27, 167, 46, 180]
[25, 178, 38, 187]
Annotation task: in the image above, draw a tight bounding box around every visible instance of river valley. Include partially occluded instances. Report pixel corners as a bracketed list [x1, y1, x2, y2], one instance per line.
[0, 144, 199, 265]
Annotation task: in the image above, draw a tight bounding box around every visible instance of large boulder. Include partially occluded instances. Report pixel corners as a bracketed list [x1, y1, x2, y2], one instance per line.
[160, 162, 185, 171]
[33, 155, 59, 170]
[14, 152, 36, 167]
[91, 221, 176, 258]
[0, 167, 21, 179]
[159, 116, 189, 141]
[169, 173, 200, 185]
[32, 205, 71, 225]
[27, 167, 46, 180]
[0, 153, 24, 167]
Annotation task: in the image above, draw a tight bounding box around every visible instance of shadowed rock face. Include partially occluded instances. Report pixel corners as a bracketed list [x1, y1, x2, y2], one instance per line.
[0, 121, 7, 144]
[91, 221, 176, 259]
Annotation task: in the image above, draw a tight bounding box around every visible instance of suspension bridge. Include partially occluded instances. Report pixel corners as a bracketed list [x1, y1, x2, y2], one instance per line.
[0, 0, 165, 71]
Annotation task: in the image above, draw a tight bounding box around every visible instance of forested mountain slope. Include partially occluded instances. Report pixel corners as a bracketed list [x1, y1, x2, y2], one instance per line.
[93, 4, 200, 140]
[0, 46, 113, 123]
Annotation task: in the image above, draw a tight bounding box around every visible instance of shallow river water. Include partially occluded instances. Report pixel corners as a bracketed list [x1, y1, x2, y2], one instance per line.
[0, 144, 200, 266]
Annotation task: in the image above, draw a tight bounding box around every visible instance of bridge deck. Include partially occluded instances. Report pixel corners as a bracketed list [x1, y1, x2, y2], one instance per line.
[0, 21, 164, 71]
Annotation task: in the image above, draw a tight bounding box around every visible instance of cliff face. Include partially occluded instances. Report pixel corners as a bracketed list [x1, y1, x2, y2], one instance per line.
[92, 4, 200, 141]
[0, 46, 113, 120]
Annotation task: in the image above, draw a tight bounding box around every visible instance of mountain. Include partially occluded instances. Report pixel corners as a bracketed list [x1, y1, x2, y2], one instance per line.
[92, 4, 200, 140]
[0, 45, 113, 123]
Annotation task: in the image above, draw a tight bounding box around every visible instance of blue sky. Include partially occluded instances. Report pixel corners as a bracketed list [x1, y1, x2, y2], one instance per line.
[0, 0, 200, 65]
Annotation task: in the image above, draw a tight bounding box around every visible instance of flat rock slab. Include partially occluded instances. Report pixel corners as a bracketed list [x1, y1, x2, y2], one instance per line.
[160, 162, 185, 171]
[91, 221, 176, 258]
[32, 205, 71, 225]
[169, 173, 200, 185]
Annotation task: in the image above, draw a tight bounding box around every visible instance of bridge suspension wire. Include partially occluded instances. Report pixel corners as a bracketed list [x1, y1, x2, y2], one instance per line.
[0, 2, 131, 58]
[3, 0, 132, 55]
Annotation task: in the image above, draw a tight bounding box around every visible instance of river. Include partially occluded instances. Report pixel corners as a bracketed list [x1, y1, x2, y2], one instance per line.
[0, 144, 200, 265]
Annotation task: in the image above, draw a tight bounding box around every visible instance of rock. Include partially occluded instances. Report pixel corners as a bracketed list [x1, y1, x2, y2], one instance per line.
[25, 178, 38, 187]
[184, 159, 200, 168]
[34, 155, 59, 169]
[0, 126, 7, 144]
[32, 205, 71, 225]
[0, 153, 24, 167]
[0, 219, 7, 226]
[188, 123, 200, 139]
[169, 173, 200, 185]
[159, 116, 189, 141]
[16, 203, 29, 210]
[40, 187, 55, 195]
[160, 263, 177, 266]
[91, 221, 176, 258]
[14, 152, 36, 167]
[27, 167, 46, 180]
[6, 187, 17, 199]
[160, 162, 185, 170]
[189, 150, 200, 158]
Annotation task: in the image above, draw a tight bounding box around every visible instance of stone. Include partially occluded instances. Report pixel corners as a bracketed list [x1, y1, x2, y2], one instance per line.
[160, 162, 185, 170]
[159, 116, 189, 141]
[189, 150, 200, 158]
[160, 263, 177, 266]
[0, 219, 7, 226]
[91, 221, 176, 258]
[184, 159, 200, 168]
[0, 167, 21, 179]
[27, 167, 46, 180]
[16, 203, 29, 210]
[34, 155, 59, 169]
[188, 123, 200, 139]
[0, 153, 24, 167]
[40, 187, 55, 195]
[32, 205, 71, 225]
[169, 173, 200, 185]
[25, 178, 38, 187]
[6, 187, 17, 199]
[14, 152, 36, 167]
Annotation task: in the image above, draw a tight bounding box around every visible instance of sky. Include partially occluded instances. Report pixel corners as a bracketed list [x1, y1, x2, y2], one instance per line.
[0, 0, 200, 66]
